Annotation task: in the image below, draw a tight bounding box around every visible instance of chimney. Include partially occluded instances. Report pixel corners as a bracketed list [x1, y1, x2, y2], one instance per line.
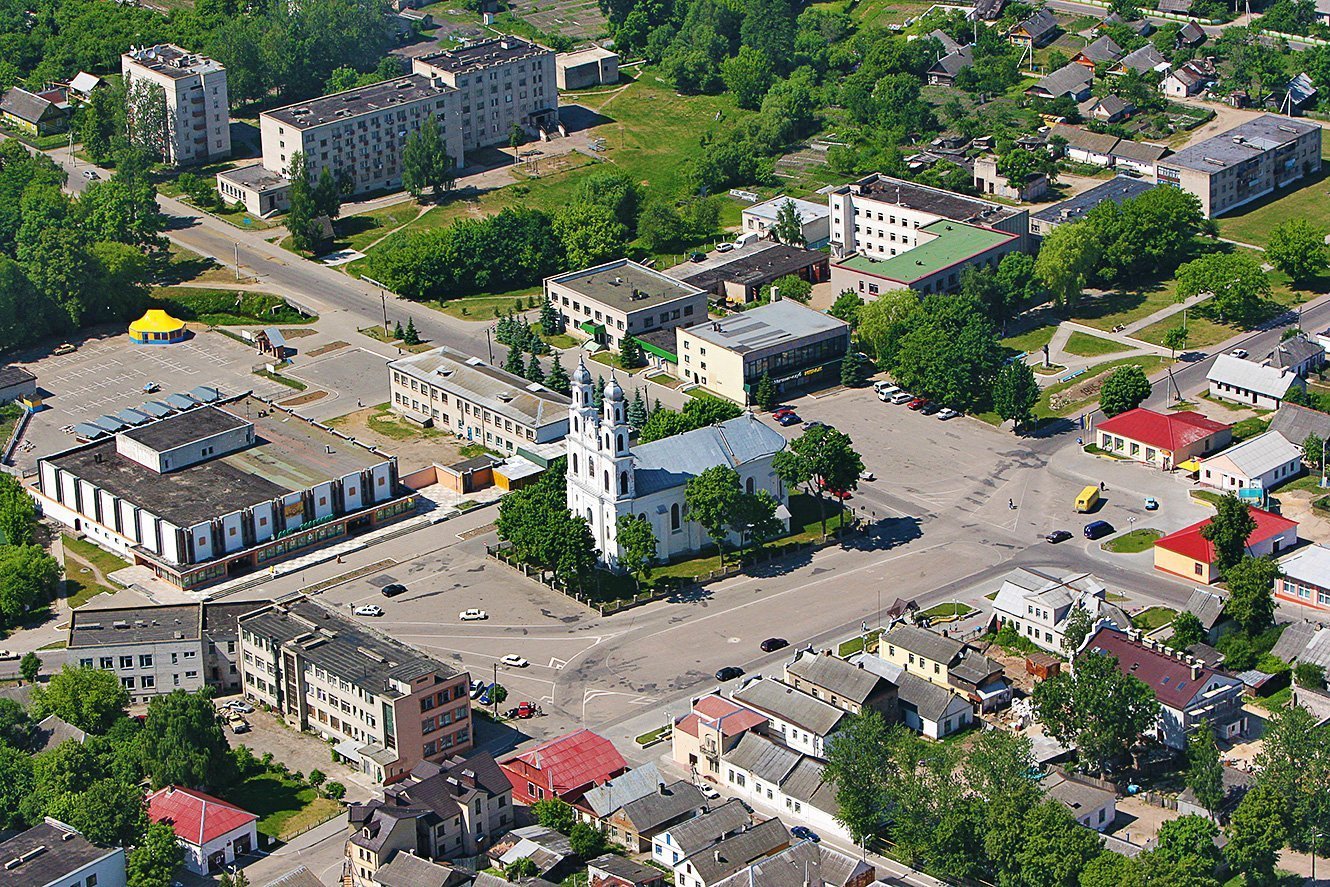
[659, 782, 667, 795]
[714, 849, 724, 864]
[770, 285, 781, 302]
[1190, 663, 1201, 679]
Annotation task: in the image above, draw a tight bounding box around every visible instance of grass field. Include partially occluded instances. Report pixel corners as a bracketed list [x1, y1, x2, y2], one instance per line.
[1216, 166, 1330, 248]
[1132, 606, 1177, 631]
[1063, 332, 1131, 357]
[1103, 528, 1163, 553]
[61, 535, 129, 608]
[334, 202, 425, 253]
[1001, 324, 1058, 355]
[150, 287, 314, 326]
[226, 772, 341, 841]
[1133, 273, 1308, 349]
[1036, 355, 1171, 419]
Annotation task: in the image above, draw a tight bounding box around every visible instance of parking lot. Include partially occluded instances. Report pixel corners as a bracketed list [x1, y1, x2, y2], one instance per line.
[12, 330, 292, 470]
[286, 346, 391, 421]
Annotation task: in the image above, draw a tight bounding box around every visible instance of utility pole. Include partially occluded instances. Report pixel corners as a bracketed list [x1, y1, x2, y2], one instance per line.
[380, 289, 389, 337]
[234, 242, 240, 282]
[486, 327, 495, 364]
[492, 662, 499, 718]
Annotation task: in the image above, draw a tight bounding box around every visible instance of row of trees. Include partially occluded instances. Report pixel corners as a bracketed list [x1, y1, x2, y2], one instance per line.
[0, 475, 63, 632]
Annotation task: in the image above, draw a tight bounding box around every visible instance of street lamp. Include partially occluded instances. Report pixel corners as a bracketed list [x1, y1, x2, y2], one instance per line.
[1312, 831, 1323, 882]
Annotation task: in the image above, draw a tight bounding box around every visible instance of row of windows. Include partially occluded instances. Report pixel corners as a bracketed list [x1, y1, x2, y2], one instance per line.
[80, 650, 194, 671]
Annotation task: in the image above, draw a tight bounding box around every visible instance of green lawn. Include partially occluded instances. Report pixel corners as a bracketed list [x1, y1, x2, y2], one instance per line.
[150, 287, 314, 326]
[1216, 166, 1330, 248]
[1132, 606, 1178, 631]
[329, 403, 447, 442]
[0, 403, 22, 446]
[1063, 331, 1131, 358]
[1191, 489, 1226, 507]
[918, 602, 976, 620]
[1001, 324, 1058, 355]
[63, 535, 129, 578]
[839, 628, 884, 657]
[1134, 275, 1309, 350]
[1069, 283, 1186, 332]
[254, 369, 307, 391]
[334, 202, 425, 253]
[1037, 355, 1171, 419]
[1103, 528, 1163, 553]
[1231, 416, 1271, 442]
[224, 772, 341, 841]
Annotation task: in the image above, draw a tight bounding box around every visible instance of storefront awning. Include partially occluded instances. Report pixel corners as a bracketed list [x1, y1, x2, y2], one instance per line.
[1177, 459, 1200, 473]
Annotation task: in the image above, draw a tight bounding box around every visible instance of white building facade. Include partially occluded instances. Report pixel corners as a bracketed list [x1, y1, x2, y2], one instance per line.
[121, 44, 230, 165]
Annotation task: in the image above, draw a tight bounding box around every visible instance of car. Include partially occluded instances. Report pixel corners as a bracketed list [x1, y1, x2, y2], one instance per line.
[459, 608, 489, 621]
[876, 385, 901, 402]
[715, 666, 745, 682]
[229, 720, 250, 734]
[82, 170, 99, 180]
[776, 412, 800, 426]
[802, 419, 826, 430]
[689, 251, 706, 262]
[860, 471, 876, 482]
[478, 683, 495, 706]
[0, 650, 17, 661]
[717, 242, 735, 252]
[380, 583, 407, 597]
[700, 783, 721, 800]
[920, 402, 942, 415]
[907, 397, 929, 411]
[354, 604, 384, 617]
[501, 654, 529, 668]
[514, 701, 538, 719]
[1231, 348, 1249, 359]
[760, 637, 789, 652]
[771, 407, 793, 418]
[890, 391, 914, 404]
[226, 700, 254, 713]
[1045, 530, 1073, 544]
[1084, 520, 1114, 540]
[937, 408, 960, 420]
[52, 343, 77, 356]
[828, 488, 852, 500]
[1145, 496, 1159, 511]
[469, 680, 485, 699]
[791, 826, 821, 843]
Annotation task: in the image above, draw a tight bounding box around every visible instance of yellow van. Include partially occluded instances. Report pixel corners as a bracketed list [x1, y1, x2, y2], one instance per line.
[1075, 485, 1100, 513]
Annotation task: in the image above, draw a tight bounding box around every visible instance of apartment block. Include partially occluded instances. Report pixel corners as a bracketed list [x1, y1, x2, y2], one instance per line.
[239, 597, 472, 784]
[546, 259, 708, 351]
[1156, 114, 1322, 217]
[411, 36, 558, 152]
[121, 44, 230, 165]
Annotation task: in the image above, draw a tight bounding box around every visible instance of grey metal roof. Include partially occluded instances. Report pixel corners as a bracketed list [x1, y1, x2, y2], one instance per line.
[1077, 35, 1123, 63]
[93, 415, 128, 433]
[1016, 8, 1059, 38]
[587, 853, 664, 883]
[1044, 771, 1115, 816]
[0, 86, 61, 124]
[1032, 63, 1092, 99]
[632, 412, 785, 496]
[261, 866, 327, 887]
[724, 731, 801, 784]
[929, 45, 974, 78]
[1278, 544, 1330, 590]
[1207, 354, 1300, 399]
[661, 799, 750, 856]
[681, 300, 849, 355]
[1051, 123, 1121, 155]
[927, 28, 961, 53]
[894, 671, 968, 723]
[139, 401, 175, 418]
[1116, 43, 1166, 73]
[1204, 430, 1302, 478]
[373, 852, 467, 887]
[1165, 115, 1319, 173]
[33, 714, 86, 753]
[189, 385, 222, 403]
[1271, 403, 1330, 445]
[114, 408, 152, 426]
[682, 817, 788, 885]
[583, 762, 665, 818]
[391, 345, 570, 430]
[546, 259, 705, 312]
[778, 756, 838, 815]
[264, 74, 455, 129]
[0, 821, 121, 887]
[732, 678, 846, 736]
[164, 392, 200, 410]
[1271, 622, 1330, 668]
[619, 781, 707, 833]
[1266, 335, 1323, 370]
[785, 649, 888, 704]
[882, 624, 964, 664]
[71, 423, 109, 440]
[1184, 587, 1226, 630]
[69, 602, 202, 648]
[1111, 140, 1169, 164]
[711, 841, 870, 887]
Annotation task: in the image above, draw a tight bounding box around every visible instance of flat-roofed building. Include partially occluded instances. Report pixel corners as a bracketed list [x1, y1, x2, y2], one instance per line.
[34, 395, 411, 591]
[389, 346, 570, 454]
[741, 196, 832, 248]
[1157, 114, 1322, 217]
[666, 242, 830, 305]
[827, 174, 1027, 296]
[546, 259, 707, 350]
[556, 45, 619, 90]
[673, 299, 849, 404]
[411, 36, 558, 151]
[216, 163, 293, 218]
[239, 597, 472, 783]
[0, 819, 126, 887]
[1030, 175, 1156, 237]
[121, 44, 230, 165]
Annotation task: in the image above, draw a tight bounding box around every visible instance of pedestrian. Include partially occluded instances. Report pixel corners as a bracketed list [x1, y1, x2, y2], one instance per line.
[1008, 498, 1015, 510]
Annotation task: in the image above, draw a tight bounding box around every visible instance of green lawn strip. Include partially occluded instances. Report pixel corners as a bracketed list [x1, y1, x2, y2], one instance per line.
[150, 287, 314, 326]
[1132, 606, 1177, 631]
[425, 291, 542, 321]
[918, 602, 976, 620]
[1063, 331, 1131, 357]
[225, 772, 341, 841]
[1191, 489, 1225, 507]
[365, 406, 445, 441]
[1199, 391, 1253, 412]
[1102, 528, 1163, 553]
[255, 370, 307, 391]
[335, 202, 424, 253]
[63, 535, 130, 578]
[0, 403, 22, 445]
[1070, 283, 1185, 332]
[1273, 473, 1326, 493]
[1231, 416, 1271, 442]
[635, 725, 670, 746]
[1036, 355, 1171, 419]
[1216, 167, 1330, 248]
[838, 628, 884, 658]
[1000, 324, 1058, 355]
[38, 640, 67, 650]
[1134, 284, 1309, 350]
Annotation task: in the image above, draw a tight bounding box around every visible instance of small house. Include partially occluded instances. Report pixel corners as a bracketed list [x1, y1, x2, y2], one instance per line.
[1009, 8, 1061, 47]
[1207, 353, 1306, 409]
[1196, 430, 1304, 492]
[0, 86, 69, 135]
[1154, 507, 1299, 584]
[147, 786, 258, 875]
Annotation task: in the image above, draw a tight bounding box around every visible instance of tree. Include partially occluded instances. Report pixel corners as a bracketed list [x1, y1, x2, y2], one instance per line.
[547, 356, 571, 396]
[504, 857, 539, 881]
[504, 344, 526, 375]
[856, 289, 920, 366]
[755, 372, 777, 411]
[1079, 852, 1145, 887]
[823, 710, 896, 847]
[828, 291, 863, 328]
[1255, 703, 1330, 851]
[284, 153, 322, 254]
[1177, 252, 1271, 325]
[48, 777, 147, 846]
[997, 148, 1056, 191]
[539, 300, 559, 337]
[19, 651, 40, 685]
[0, 545, 62, 629]
[615, 514, 657, 586]
[628, 388, 648, 427]
[720, 46, 776, 109]
[401, 115, 455, 201]
[526, 352, 545, 384]
[892, 294, 1003, 411]
[1099, 365, 1152, 417]
[1036, 222, 1099, 312]
[0, 473, 36, 545]
[140, 690, 235, 790]
[1294, 661, 1326, 690]
[569, 821, 607, 858]
[553, 202, 628, 268]
[839, 342, 866, 387]
[125, 80, 171, 163]
[773, 424, 862, 535]
[1061, 605, 1094, 656]
[0, 743, 34, 830]
[127, 821, 183, 887]
[1014, 800, 1107, 887]
[1171, 611, 1205, 650]
[1266, 217, 1328, 284]
[218, 871, 251, 887]
[685, 466, 744, 566]
[530, 798, 576, 833]
[1200, 495, 1257, 577]
[1163, 325, 1189, 359]
[1185, 728, 1224, 820]
[1151, 814, 1222, 880]
[324, 781, 346, 800]
[993, 361, 1039, 433]
[1226, 784, 1287, 886]
[1032, 649, 1160, 774]
[32, 665, 130, 733]
[1223, 556, 1280, 634]
[1304, 432, 1324, 470]
[313, 167, 341, 220]
[403, 317, 420, 346]
[0, 697, 32, 749]
[770, 197, 807, 246]
[619, 335, 645, 369]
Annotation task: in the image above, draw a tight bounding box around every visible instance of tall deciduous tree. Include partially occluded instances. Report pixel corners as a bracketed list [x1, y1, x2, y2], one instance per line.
[823, 710, 896, 848]
[1177, 252, 1271, 325]
[127, 821, 184, 887]
[19, 651, 40, 685]
[856, 289, 920, 366]
[684, 466, 744, 566]
[1171, 611, 1205, 650]
[773, 424, 863, 535]
[285, 153, 322, 254]
[1225, 784, 1286, 886]
[1035, 221, 1099, 312]
[1099, 365, 1152, 417]
[891, 294, 1002, 411]
[770, 197, 806, 246]
[0, 545, 62, 630]
[1200, 495, 1256, 576]
[140, 690, 236, 790]
[553, 203, 628, 269]
[615, 514, 657, 586]
[32, 664, 130, 733]
[1163, 324, 1189, 358]
[1032, 650, 1160, 774]
[993, 361, 1039, 433]
[1223, 555, 1281, 634]
[1266, 218, 1328, 283]
[0, 473, 37, 545]
[401, 114, 455, 201]
[1185, 728, 1224, 820]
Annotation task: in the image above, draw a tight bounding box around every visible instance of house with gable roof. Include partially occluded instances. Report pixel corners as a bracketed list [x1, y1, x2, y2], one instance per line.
[1094, 407, 1232, 470]
[651, 798, 751, 869]
[989, 568, 1130, 655]
[672, 693, 769, 776]
[147, 785, 259, 875]
[1154, 507, 1298, 583]
[499, 728, 628, 806]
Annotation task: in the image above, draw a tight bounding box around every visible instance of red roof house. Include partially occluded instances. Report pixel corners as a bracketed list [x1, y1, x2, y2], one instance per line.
[1094, 408, 1231, 469]
[1154, 506, 1298, 583]
[671, 694, 768, 770]
[147, 786, 259, 875]
[500, 729, 628, 805]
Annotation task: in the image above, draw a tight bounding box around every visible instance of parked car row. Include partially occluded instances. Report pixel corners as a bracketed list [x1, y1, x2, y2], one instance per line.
[873, 381, 958, 419]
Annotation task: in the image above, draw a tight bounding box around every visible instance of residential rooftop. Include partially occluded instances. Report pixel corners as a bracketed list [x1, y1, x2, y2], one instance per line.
[218, 162, 292, 191]
[1164, 114, 1321, 173]
[833, 174, 1022, 224]
[833, 219, 1015, 284]
[264, 74, 454, 129]
[391, 345, 570, 428]
[742, 195, 830, 224]
[43, 395, 389, 528]
[238, 597, 461, 698]
[124, 43, 224, 78]
[547, 259, 705, 312]
[0, 820, 121, 887]
[415, 35, 550, 74]
[678, 300, 847, 355]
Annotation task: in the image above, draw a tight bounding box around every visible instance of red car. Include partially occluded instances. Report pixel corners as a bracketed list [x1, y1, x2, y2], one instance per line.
[907, 397, 929, 411]
[827, 488, 853, 501]
[772, 407, 792, 418]
[515, 702, 537, 719]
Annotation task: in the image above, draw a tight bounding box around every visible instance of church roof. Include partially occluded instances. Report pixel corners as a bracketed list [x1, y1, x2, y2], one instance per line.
[631, 413, 786, 496]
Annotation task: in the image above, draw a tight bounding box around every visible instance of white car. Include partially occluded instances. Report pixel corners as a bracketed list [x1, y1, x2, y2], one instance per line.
[501, 654, 529, 668]
[889, 391, 914, 405]
[354, 604, 385, 617]
[700, 783, 721, 799]
[0, 650, 18, 661]
[1230, 348, 1249, 359]
[459, 608, 489, 621]
[225, 700, 255, 713]
[937, 408, 960, 420]
[82, 170, 99, 180]
[875, 385, 900, 402]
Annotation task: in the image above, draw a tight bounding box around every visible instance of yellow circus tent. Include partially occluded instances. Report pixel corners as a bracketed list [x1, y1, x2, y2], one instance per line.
[129, 309, 188, 345]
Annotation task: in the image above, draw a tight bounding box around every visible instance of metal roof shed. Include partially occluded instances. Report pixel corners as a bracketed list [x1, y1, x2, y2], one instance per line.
[73, 423, 109, 439]
[115, 408, 153, 426]
[189, 386, 222, 403]
[164, 393, 199, 410]
[93, 415, 128, 432]
[140, 401, 175, 418]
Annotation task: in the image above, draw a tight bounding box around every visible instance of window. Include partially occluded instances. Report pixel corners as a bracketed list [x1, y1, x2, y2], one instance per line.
[120, 656, 133, 670]
[671, 503, 681, 532]
[140, 654, 153, 668]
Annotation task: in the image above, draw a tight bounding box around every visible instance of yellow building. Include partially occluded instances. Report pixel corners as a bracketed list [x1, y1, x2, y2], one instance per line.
[129, 310, 188, 345]
[879, 624, 965, 689]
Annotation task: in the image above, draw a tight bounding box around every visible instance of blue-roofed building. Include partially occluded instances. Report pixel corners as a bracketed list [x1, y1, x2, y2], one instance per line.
[565, 361, 789, 568]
